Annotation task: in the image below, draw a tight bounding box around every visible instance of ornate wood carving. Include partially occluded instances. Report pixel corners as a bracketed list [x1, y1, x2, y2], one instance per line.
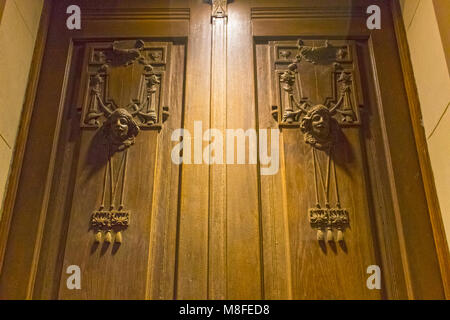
[270, 39, 360, 127]
[90, 108, 138, 244]
[270, 39, 362, 243]
[209, 0, 229, 19]
[81, 40, 173, 244]
[308, 145, 350, 242]
[82, 40, 171, 130]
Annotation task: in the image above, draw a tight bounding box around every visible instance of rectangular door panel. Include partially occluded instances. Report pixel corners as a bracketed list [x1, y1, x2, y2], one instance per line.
[255, 39, 381, 299]
[38, 39, 186, 300]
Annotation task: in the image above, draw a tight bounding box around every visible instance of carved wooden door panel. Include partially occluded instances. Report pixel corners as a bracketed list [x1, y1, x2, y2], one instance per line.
[0, 0, 446, 300]
[57, 39, 183, 300]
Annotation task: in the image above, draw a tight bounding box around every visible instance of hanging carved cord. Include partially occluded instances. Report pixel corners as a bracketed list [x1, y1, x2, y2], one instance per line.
[309, 147, 349, 242]
[274, 39, 357, 243]
[92, 148, 129, 244]
[91, 108, 139, 244]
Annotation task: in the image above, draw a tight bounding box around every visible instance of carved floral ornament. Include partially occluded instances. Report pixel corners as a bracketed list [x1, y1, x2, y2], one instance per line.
[81, 40, 172, 244]
[272, 39, 359, 243]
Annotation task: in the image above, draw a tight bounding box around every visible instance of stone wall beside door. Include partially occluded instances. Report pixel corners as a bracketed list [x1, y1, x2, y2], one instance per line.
[400, 0, 450, 245]
[0, 0, 44, 220]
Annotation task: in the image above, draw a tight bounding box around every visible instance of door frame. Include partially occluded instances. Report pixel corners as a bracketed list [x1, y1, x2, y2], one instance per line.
[391, 0, 450, 297]
[0, 0, 53, 295]
[0, 0, 448, 299]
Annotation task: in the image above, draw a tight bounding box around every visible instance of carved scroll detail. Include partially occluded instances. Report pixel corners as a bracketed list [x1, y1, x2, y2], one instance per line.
[296, 40, 345, 65]
[270, 39, 359, 127]
[336, 72, 356, 123]
[82, 40, 171, 130]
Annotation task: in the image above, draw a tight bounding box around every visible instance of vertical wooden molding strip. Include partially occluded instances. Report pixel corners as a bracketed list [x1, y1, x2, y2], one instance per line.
[0, 0, 53, 279]
[391, 0, 450, 298]
[208, 0, 228, 299]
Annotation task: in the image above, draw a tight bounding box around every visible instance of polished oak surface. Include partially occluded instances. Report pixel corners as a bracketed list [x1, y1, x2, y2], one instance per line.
[0, 0, 446, 299]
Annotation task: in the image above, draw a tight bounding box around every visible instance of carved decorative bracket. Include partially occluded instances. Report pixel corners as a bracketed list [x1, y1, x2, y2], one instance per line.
[209, 0, 230, 19]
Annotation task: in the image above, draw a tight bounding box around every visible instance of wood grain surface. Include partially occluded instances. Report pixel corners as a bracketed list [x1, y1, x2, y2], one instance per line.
[0, 0, 447, 300]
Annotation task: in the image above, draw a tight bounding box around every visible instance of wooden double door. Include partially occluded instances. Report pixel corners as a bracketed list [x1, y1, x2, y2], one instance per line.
[0, 0, 446, 299]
